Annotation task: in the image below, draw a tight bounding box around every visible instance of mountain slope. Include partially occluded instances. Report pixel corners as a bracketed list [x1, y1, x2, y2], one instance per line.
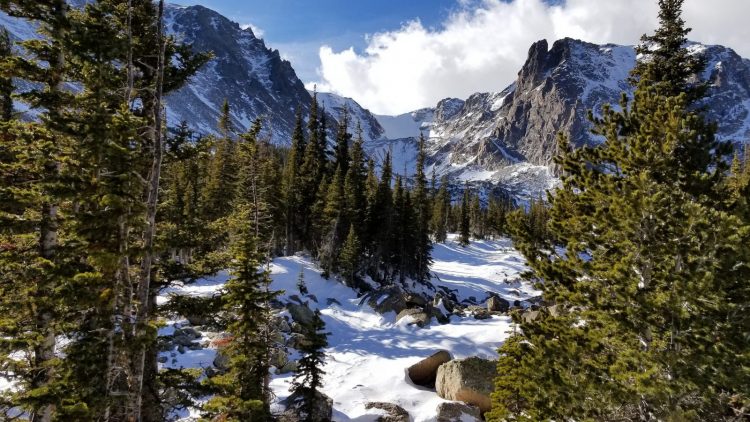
[0, 4, 326, 144]
[377, 38, 750, 191]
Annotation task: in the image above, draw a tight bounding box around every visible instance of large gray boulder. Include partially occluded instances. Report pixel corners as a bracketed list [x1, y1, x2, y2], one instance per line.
[436, 357, 496, 412]
[407, 350, 452, 388]
[288, 303, 315, 326]
[279, 389, 333, 422]
[367, 286, 408, 315]
[435, 402, 482, 421]
[486, 296, 509, 313]
[396, 308, 431, 328]
[365, 402, 410, 422]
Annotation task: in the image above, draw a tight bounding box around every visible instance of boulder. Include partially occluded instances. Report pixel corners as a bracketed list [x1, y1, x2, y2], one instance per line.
[466, 305, 491, 320]
[212, 349, 230, 371]
[278, 389, 333, 422]
[396, 308, 431, 328]
[272, 315, 292, 333]
[521, 309, 540, 324]
[286, 333, 312, 349]
[407, 350, 452, 388]
[436, 357, 495, 412]
[405, 293, 428, 307]
[427, 304, 450, 324]
[365, 402, 410, 422]
[275, 360, 298, 375]
[486, 296, 509, 313]
[270, 347, 288, 369]
[366, 286, 408, 315]
[435, 402, 482, 421]
[288, 303, 315, 326]
[326, 297, 342, 307]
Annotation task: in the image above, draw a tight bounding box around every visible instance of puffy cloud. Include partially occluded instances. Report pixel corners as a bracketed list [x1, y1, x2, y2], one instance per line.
[240, 23, 264, 38]
[314, 0, 750, 115]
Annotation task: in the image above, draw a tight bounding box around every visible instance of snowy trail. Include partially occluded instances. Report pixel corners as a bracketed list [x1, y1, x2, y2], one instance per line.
[156, 236, 538, 421]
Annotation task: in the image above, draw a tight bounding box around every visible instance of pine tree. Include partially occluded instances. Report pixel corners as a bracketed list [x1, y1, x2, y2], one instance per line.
[459, 184, 471, 246]
[290, 309, 329, 422]
[0, 28, 12, 122]
[412, 133, 433, 283]
[430, 176, 450, 243]
[339, 224, 362, 288]
[205, 207, 278, 421]
[283, 110, 306, 254]
[492, 1, 749, 419]
[344, 126, 367, 237]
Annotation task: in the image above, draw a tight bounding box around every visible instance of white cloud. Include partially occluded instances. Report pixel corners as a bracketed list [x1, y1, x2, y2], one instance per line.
[314, 0, 750, 115]
[240, 23, 264, 38]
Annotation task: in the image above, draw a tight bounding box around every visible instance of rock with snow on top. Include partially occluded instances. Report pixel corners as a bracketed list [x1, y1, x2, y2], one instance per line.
[364, 402, 410, 422]
[396, 308, 431, 328]
[279, 389, 333, 422]
[435, 402, 483, 421]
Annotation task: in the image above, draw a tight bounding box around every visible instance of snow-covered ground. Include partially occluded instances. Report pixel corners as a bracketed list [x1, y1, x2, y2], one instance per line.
[157, 235, 537, 421]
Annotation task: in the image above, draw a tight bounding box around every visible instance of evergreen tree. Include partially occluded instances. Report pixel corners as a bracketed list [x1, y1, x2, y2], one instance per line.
[339, 224, 362, 288]
[290, 309, 329, 422]
[459, 184, 471, 246]
[430, 176, 450, 243]
[491, 2, 748, 419]
[0, 28, 12, 122]
[344, 126, 367, 236]
[412, 133, 432, 283]
[205, 207, 277, 420]
[283, 110, 306, 254]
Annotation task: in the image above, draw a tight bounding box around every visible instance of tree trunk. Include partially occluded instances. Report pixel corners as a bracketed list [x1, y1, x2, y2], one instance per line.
[132, 1, 167, 418]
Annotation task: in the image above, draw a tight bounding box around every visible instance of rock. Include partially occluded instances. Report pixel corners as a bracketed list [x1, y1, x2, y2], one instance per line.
[306, 294, 318, 303]
[426, 305, 450, 324]
[278, 389, 333, 422]
[287, 294, 304, 304]
[177, 345, 186, 354]
[188, 343, 202, 351]
[185, 314, 210, 326]
[157, 355, 168, 364]
[175, 327, 201, 339]
[275, 360, 298, 375]
[548, 304, 562, 317]
[521, 309, 540, 324]
[286, 333, 312, 349]
[486, 296, 509, 313]
[366, 286, 408, 315]
[272, 315, 292, 333]
[396, 308, 431, 328]
[364, 402, 410, 422]
[433, 292, 455, 313]
[270, 347, 288, 369]
[405, 293, 428, 307]
[172, 334, 194, 347]
[213, 350, 230, 371]
[466, 305, 491, 320]
[436, 357, 496, 412]
[288, 303, 315, 326]
[326, 297, 342, 307]
[407, 350, 452, 388]
[435, 402, 482, 421]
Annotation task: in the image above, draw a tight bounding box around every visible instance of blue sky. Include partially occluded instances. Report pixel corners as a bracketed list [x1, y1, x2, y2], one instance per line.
[176, 0, 750, 115]
[177, 0, 465, 81]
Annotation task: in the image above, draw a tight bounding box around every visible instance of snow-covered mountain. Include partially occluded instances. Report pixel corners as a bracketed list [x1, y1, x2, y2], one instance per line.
[0, 4, 331, 145]
[316, 91, 386, 143]
[374, 38, 750, 194]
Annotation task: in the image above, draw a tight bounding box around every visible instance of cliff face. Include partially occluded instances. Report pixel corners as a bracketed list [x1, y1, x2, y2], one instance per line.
[407, 38, 750, 180]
